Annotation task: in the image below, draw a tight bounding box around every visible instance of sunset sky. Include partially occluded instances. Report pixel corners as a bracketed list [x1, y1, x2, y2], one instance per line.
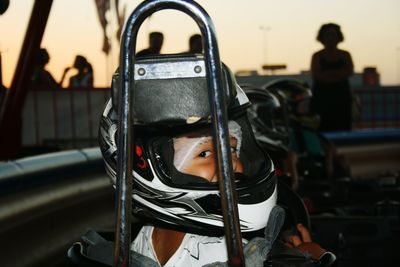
[1, 0, 399, 87]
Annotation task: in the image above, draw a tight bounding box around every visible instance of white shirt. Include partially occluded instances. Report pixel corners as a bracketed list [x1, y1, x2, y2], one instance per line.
[132, 225, 246, 267]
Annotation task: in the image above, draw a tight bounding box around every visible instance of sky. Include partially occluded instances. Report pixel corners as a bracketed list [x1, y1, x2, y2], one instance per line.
[1, 0, 400, 88]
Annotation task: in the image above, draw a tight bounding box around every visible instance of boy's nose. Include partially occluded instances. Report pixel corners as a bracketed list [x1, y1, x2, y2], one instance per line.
[233, 159, 244, 173]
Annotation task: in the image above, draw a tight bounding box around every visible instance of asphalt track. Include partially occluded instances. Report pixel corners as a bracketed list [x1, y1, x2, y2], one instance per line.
[0, 144, 398, 266]
[0, 148, 115, 267]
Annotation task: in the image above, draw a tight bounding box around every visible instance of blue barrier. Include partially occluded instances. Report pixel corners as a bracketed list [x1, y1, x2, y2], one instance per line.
[322, 128, 400, 145]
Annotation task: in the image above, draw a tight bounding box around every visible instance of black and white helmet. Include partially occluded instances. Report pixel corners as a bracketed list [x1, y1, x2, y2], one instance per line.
[264, 79, 312, 116]
[242, 85, 290, 157]
[99, 54, 277, 236]
[264, 79, 320, 129]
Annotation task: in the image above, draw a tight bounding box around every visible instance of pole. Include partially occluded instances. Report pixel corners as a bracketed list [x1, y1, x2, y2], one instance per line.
[396, 46, 400, 85]
[115, 1, 245, 266]
[259, 25, 270, 68]
[0, 0, 53, 159]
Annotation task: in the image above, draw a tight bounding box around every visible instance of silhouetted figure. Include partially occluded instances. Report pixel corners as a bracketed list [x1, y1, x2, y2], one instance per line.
[31, 48, 59, 88]
[0, 0, 9, 15]
[66, 55, 94, 87]
[136, 31, 164, 57]
[187, 34, 202, 54]
[311, 23, 354, 131]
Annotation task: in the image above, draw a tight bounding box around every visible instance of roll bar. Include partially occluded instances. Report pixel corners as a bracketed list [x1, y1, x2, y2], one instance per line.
[115, 0, 244, 266]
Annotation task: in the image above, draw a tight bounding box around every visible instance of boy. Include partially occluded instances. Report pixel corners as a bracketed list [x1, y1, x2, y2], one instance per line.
[97, 55, 333, 266]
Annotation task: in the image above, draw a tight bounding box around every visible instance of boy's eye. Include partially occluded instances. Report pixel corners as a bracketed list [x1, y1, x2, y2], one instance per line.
[199, 150, 212, 158]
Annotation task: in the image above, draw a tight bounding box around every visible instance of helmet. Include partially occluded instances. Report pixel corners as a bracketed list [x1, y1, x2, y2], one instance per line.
[264, 79, 319, 129]
[241, 85, 290, 157]
[99, 54, 277, 236]
[264, 79, 312, 116]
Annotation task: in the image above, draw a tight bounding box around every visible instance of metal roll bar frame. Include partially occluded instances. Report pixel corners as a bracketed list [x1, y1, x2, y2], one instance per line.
[115, 0, 244, 266]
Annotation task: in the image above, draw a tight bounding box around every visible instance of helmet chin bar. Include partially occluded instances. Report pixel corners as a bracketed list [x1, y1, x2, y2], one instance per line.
[114, 1, 246, 266]
[126, 149, 276, 237]
[237, 186, 277, 232]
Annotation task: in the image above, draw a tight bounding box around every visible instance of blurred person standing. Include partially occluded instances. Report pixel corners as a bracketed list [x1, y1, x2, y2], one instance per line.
[66, 55, 93, 88]
[31, 48, 60, 88]
[187, 34, 202, 54]
[136, 31, 164, 57]
[311, 23, 354, 131]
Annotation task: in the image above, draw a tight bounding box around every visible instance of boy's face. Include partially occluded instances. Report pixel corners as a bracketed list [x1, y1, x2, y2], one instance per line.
[173, 135, 243, 183]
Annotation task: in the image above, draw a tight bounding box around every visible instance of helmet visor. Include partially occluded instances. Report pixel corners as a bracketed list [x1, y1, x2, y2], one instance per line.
[148, 116, 271, 189]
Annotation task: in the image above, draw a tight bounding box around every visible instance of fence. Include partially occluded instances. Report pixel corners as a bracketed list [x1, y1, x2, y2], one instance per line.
[22, 87, 110, 149]
[353, 86, 400, 129]
[21, 86, 400, 151]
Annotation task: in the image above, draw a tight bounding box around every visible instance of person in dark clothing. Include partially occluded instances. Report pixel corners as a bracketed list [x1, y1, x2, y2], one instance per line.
[136, 31, 164, 57]
[31, 48, 60, 88]
[187, 34, 202, 54]
[67, 55, 94, 87]
[311, 23, 354, 131]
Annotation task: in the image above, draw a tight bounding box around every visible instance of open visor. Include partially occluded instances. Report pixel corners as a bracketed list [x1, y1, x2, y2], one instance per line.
[146, 115, 273, 190]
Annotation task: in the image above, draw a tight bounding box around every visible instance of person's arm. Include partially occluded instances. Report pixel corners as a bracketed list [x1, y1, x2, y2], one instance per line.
[42, 70, 61, 89]
[340, 51, 354, 78]
[329, 50, 353, 81]
[59, 67, 71, 87]
[311, 52, 325, 82]
[284, 223, 326, 260]
[312, 51, 354, 83]
[87, 63, 94, 87]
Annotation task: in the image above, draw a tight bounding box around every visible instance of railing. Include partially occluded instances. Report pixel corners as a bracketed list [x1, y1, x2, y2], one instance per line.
[22, 86, 110, 150]
[21, 85, 400, 152]
[353, 86, 400, 129]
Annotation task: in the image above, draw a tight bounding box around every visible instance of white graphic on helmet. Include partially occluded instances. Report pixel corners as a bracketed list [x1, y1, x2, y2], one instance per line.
[173, 120, 242, 175]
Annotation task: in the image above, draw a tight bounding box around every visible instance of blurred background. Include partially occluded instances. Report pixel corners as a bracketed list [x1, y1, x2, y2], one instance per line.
[1, 0, 399, 88]
[0, 1, 399, 267]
